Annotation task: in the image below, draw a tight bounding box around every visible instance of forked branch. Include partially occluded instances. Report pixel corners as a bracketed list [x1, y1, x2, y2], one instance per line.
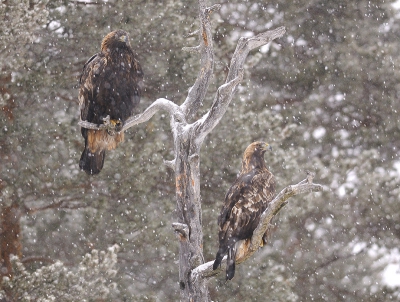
[190, 173, 324, 281]
[194, 26, 286, 145]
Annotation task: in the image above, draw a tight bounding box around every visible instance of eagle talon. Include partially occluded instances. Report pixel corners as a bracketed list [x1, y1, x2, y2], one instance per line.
[102, 115, 123, 135]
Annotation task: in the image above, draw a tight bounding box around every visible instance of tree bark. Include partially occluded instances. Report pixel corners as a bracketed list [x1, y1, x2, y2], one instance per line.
[0, 203, 22, 284]
[172, 127, 209, 301]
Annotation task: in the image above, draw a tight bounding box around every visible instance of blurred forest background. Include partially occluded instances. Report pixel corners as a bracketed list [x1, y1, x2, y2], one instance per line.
[1, 0, 400, 301]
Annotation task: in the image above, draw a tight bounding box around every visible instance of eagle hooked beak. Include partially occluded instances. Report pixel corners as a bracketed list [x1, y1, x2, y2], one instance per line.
[263, 142, 272, 152]
[119, 35, 128, 43]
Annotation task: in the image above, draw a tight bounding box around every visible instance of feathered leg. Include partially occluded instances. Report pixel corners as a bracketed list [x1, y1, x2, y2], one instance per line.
[213, 246, 227, 270]
[226, 245, 237, 280]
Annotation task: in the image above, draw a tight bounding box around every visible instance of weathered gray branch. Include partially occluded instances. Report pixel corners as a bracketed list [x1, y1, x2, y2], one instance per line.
[122, 98, 185, 131]
[78, 98, 184, 132]
[226, 27, 286, 83]
[194, 26, 286, 145]
[194, 71, 244, 145]
[190, 175, 324, 281]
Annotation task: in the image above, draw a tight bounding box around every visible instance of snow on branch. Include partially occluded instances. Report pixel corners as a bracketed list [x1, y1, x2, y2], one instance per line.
[122, 98, 185, 131]
[78, 98, 184, 132]
[193, 26, 286, 145]
[190, 172, 324, 281]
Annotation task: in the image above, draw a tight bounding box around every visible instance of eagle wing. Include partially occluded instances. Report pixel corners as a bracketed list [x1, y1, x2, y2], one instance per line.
[79, 51, 143, 125]
[79, 53, 102, 123]
[218, 169, 276, 244]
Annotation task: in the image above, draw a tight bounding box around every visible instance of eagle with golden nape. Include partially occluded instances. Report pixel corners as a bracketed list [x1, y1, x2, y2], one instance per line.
[213, 141, 276, 280]
[78, 29, 143, 175]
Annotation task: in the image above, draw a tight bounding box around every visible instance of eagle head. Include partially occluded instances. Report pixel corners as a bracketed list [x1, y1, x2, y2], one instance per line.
[241, 141, 271, 172]
[101, 29, 131, 52]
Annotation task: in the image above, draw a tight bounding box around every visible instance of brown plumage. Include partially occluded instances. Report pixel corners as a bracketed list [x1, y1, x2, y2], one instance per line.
[79, 30, 143, 175]
[213, 141, 276, 280]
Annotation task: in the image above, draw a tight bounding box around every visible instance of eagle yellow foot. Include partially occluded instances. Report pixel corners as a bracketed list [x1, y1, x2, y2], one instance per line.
[110, 119, 121, 127]
[102, 115, 122, 135]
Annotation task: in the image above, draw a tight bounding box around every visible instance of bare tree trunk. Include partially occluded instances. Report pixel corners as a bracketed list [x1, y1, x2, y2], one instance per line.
[173, 128, 209, 300]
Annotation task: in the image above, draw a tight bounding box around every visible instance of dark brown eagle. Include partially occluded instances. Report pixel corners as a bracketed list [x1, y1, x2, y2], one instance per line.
[213, 141, 276, 280]
[79, 29, 143, 175]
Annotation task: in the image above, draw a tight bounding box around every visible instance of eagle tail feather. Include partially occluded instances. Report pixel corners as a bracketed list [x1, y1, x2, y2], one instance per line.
[226, 245, 236, 280]
[79, 147, 105, 175]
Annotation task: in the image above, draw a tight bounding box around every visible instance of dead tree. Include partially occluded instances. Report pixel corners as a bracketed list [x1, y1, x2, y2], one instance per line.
[80, 1, 323, 301]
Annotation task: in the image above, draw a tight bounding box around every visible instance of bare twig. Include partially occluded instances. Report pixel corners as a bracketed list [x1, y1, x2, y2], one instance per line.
[301, 243, 370, 277]
[172, 222, 190, 240]
[21, 256, 55, 265]
[182, 46, 201, 54]
[23, 200, 87, 215]
[191, 175, 324, 281]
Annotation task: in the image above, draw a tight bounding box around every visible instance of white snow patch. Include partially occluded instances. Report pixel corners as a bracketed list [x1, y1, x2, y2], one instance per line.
[379, 23, 391, 33]
[286, 35, 295, 44]
[392, 0, 400, 10]
[295, 38, 307, 46]
[243, 31, 255, 38]
[260, 43, 271, 54]
[314, 227, 326, 239]
[55, 5, 67, 14]
[346, 170, 358, 183]
[48, 21, 61, 31]
[337, 170, 359, 197]
[337, 185, 346, 197]
[312, 127, 326, 139]
[332, 146, 339, 158]
[334, 93, 345, 102]
[393, 161, 400, 177]
[381, 248, 400, 288]
[383, 264, 400, 287]
[337, 129, 349, 140]
[352, 242, 367, 254]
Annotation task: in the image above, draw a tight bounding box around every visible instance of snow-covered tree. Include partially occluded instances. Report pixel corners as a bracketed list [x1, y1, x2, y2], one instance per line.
[0, 245, 119, 301]
[1, 0, 400, 301]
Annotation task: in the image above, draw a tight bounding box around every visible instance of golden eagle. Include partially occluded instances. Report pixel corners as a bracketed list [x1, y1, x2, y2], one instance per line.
[213, 141, 276, 280]
[79, 30, 143, 175]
